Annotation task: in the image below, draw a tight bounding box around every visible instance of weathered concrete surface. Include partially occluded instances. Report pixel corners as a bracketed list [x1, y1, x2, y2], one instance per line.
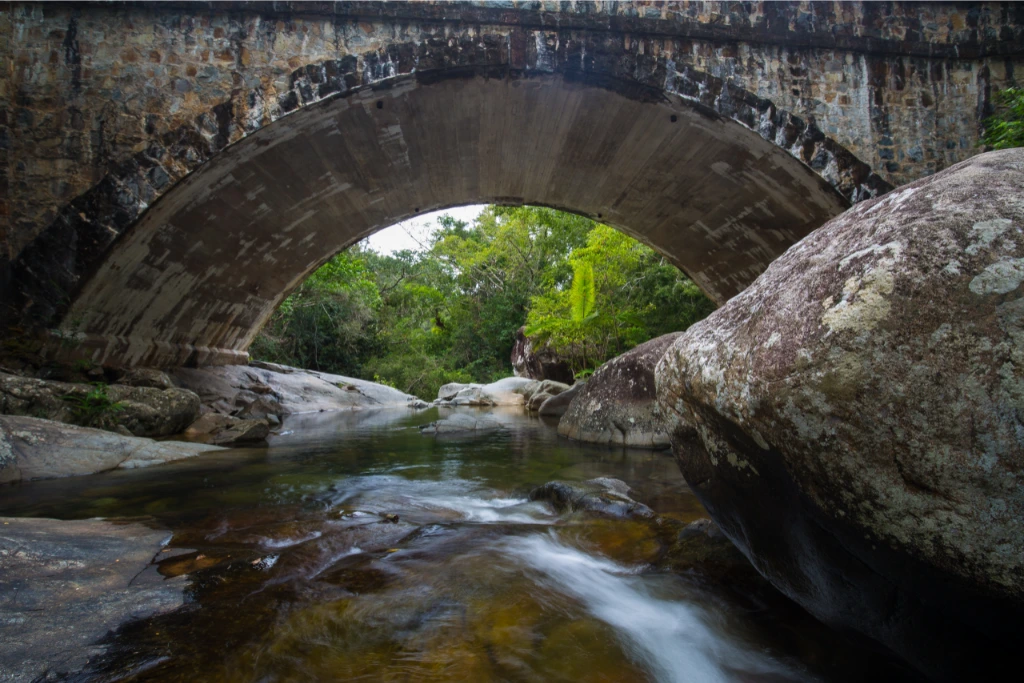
[9, 2, 1019, 366]
[0, 516, 188, 683]
[0, 414, 223, 483]
[170, 363, 419, 416]
[0, 372, 200, 437]
[656, 148, 1024, 680]
[559, 333, 682, 449]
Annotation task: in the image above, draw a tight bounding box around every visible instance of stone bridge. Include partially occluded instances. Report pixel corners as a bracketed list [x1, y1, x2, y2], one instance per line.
[2, 1, 1020, 367]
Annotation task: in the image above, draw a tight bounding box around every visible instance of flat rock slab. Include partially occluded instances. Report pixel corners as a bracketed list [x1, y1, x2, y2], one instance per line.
[419, 412, 507, 435]
[1, 415, 224, 483]
[0, 517, 188, 682]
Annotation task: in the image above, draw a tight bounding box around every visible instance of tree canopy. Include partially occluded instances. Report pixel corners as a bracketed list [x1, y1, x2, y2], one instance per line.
[252, 206, 715, 399]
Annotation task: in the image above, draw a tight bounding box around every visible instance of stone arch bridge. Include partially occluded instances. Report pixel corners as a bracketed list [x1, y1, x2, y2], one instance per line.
[2, 1, 1020, 367]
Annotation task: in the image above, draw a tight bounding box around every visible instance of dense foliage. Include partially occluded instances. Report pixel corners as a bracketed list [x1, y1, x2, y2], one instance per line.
[252, 207, 714, 399]
[982, 87, 1024, 150]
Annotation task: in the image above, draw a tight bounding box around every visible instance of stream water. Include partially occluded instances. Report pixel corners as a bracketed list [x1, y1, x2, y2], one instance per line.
[0, 408, 919, 682]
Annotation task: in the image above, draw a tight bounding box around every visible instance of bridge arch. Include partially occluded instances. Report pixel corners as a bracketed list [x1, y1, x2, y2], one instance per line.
[7, 57, 889, 368]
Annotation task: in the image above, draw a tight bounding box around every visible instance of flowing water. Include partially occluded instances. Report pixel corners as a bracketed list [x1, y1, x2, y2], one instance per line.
[0, 407, 918, 682]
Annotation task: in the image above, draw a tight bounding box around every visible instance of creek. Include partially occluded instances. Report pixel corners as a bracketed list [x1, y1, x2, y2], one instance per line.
[0, 408, 917, 682]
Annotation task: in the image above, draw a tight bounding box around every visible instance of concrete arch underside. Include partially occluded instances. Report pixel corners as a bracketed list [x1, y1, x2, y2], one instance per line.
[23, 71, 858, 368]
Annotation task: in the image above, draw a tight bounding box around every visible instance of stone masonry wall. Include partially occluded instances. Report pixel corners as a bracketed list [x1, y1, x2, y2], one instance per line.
[2, 1, 1021, 266]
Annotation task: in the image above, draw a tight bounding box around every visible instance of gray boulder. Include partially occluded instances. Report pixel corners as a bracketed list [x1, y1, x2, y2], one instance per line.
[0, 372, 200, 437]
[537, 380, 585, 417]
[656, 148, 1024, 681]
[184, 413, 270, 446]
[171, 363, 419, 417]
[0, 415, 222, 483]
[522, 379, 571, 412]
[434, 377, 538, 406]
[557, 333, 682, 448]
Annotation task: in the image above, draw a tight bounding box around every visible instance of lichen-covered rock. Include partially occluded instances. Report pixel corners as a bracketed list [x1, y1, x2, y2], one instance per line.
[511, 326, 574, 384]
[0, 372, 200, 437]
[557, 333, 682, 448]
[0, 415, 222, 482]
[655, 148, 1024, 681]
[114, 367, 176, 390]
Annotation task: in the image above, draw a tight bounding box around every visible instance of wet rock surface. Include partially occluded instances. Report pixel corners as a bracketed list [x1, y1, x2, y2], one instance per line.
[0, 517, 188, 683]
[558, 333, 682, 449]
[0, 372, 200, 437]
[419, 412, 507, 436]
[656, 149, 1024, 680]
[0, 415, 223, 483]
[529, 478, 654, 519]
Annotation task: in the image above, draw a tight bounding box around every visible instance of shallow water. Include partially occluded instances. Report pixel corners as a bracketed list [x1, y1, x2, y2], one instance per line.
[0, 407, 918, 682]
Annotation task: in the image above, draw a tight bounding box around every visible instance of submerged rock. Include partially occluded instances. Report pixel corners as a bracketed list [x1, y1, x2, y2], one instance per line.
[0, 415, 223, 482]
[656, 148, 1024, 680]
[0, 372, 200, 437]
[558, 333, 681, 449]
[0, 516, 188, 682]
[529, 478, 653, 519]
[419, 413, 506, 435]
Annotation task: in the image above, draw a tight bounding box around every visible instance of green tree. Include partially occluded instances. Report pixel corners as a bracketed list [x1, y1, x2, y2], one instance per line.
[250, 250, 380, 373]
[982, 87, 1024, 150]
[250, 206, 714, 399]
[525, 224, 714, 376]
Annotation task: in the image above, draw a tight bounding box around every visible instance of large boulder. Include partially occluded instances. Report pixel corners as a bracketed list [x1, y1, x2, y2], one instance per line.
[170, 363, 419, 417]
[434, 377, 538, 406]
[0, 372, 200, 437]
[0, 415, 223, 482]
[557, 333, 682, 448]
[511, 326, 574, 384]
[655, 149, 1024, 680]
